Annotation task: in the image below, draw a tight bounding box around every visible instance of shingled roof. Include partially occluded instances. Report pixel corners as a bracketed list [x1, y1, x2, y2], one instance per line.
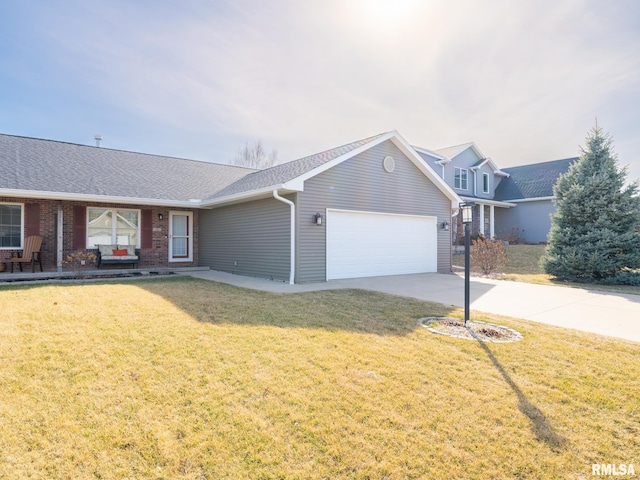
[494, 158, 576, 201]
[208, 132, 388, 200]
[0, 131, 394, 206]
[0, 133, 254, 204]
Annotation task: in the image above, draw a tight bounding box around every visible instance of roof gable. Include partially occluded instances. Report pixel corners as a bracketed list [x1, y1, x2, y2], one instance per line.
[412, 146, 446, 161]
[494, 158, 576, 200]
[433, 142, 486, 162]
[203, 131, 461, 208]
[206, 133, 388, 201]
[470, 157, 509, 177]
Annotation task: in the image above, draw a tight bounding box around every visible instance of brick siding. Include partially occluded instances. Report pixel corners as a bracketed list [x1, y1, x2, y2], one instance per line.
[1, 197, 198, 272]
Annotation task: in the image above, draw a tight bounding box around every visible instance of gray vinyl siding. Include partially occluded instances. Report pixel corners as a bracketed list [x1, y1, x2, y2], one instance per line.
[495, 200, 556, 244]
[442, 148, 478, 195]
[199, 196, 292, 281]
[475, 165, 494, 199]
[296, 140, 452, 283]
[441, 149, 501, 199]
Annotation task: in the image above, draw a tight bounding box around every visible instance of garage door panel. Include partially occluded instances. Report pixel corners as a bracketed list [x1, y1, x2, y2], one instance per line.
[326, 210, 437, 280]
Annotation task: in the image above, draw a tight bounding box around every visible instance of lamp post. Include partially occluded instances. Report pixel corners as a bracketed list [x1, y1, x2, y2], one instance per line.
[460, 202, 475, 326]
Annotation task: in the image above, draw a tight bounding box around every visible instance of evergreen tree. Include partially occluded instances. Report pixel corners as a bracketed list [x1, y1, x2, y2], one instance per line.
[541, 126, 640, 282]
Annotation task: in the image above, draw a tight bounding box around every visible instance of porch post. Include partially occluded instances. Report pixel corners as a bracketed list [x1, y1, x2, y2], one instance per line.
[57, 204, 63, 272]
[489, 205, 495, 238]
[479, 204, 485, 236]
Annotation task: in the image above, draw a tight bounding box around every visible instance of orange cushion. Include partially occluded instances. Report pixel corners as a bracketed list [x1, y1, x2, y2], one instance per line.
[112, 249, 128, 256]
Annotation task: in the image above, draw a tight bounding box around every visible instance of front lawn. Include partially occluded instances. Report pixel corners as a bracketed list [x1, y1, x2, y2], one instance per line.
[1, 278, 638, 478]
[454, 244, 547, 276]
[455, 245, 640, 295]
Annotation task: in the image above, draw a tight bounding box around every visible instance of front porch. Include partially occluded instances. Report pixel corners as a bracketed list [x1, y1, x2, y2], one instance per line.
[0, 266, 209, 285]
[454, 198, 516, 243]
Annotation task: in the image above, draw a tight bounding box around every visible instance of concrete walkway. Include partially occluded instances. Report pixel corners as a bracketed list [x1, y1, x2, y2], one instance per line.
[183, 270, 640, 343]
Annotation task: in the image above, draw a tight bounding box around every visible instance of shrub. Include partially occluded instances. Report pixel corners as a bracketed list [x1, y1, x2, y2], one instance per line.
[470, 236, 508, 275]
[596, 269, 640, 286]
[63, 251, 97, 277]
[506, 227, 525, 245]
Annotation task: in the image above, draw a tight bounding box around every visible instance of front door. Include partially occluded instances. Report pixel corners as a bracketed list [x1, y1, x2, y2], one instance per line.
[169, 211, 193, 262]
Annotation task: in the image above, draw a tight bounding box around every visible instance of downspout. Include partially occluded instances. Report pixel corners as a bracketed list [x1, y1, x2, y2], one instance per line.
[273, 190, 295, 284]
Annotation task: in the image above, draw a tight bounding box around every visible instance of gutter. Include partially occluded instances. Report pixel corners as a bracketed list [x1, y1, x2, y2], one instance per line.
[504, 196, 555, 203]
[459, 196, 517, 208]
[272, 190, 295, 285]
[0, 188, 202, 208]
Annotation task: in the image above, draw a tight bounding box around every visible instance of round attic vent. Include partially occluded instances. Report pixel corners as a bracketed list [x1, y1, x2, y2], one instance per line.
[383, 156, 395, 173]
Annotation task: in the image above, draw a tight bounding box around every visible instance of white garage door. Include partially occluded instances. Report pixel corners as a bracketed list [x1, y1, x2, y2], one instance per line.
[326, 209, 437, 280]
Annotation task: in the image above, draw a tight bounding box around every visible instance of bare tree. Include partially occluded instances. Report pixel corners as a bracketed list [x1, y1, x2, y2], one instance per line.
[233, 140, 279, 169]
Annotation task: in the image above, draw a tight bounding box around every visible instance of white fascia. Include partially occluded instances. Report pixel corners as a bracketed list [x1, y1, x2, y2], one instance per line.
[199, 185, 302, 208]
[281, 131, 399, 189]
[506, 196, 555, 203]
[389, 133, 462, 209]
[0, 189, 201, 208]
[413, 146, 447, 162]
[471, 157, 509, 177]
[201, 132, 402, 208]
[485, 158, 509, 177]
[459, 196, 517, 208]
[468, 143, 487, 160]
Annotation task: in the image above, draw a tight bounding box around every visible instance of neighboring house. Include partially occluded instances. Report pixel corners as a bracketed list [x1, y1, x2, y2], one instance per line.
[414, 142, 575, 244]
[0, 130, 460, 283]
[493, 159, 576, 243]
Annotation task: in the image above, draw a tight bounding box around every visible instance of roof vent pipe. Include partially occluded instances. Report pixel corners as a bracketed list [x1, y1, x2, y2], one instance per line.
[94, 135, 103, 147]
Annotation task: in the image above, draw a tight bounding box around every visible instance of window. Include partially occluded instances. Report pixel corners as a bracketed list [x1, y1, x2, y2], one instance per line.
[0, 203, 23, 248]
[87, 208, 140, 247]
[454, 167, 468, 190]
[483, 173, 490, 194]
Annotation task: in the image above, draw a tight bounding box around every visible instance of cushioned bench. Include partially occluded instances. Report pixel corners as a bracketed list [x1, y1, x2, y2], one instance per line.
[96, 245, 140, 269]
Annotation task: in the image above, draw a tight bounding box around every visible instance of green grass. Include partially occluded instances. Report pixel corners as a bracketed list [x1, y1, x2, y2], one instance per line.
[454, 244, 546, 275]
[454, 245, 640, 295]
[1, 277, 638, 478]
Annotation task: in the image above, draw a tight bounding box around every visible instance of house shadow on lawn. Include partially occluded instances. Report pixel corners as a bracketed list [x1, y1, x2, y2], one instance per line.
[2, 276, 569, 449]
[140, 277, 569, 448]
[137, 276, 458, 337]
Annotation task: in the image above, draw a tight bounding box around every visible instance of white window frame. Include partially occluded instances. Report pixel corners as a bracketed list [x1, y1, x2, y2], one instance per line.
[86, 207, 141, 248]
[454, 167, 468, 190]
[0, 202, 24, 250]
[483, 172, 490, 194]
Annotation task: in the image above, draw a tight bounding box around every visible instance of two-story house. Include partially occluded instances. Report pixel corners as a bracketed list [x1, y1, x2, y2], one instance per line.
[414, 142, 575, 244]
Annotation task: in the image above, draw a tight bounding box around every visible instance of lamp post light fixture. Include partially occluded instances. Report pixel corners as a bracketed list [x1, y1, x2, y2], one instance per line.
[460, 202, 475, 325]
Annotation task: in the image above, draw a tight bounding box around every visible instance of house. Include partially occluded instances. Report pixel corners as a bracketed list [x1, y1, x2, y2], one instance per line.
[413, 142, 575, 244]
[494, 159, 576, 243]
[0, 130, 460, 283]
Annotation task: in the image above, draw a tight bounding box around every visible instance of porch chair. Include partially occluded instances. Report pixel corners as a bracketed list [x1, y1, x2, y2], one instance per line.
[10, 235, 43, 273]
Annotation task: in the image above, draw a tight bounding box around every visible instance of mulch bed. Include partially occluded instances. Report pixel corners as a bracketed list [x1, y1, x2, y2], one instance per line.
[418, 317, 523, 343]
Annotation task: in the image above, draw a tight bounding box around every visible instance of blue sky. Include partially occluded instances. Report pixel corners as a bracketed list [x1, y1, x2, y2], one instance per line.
[1, 0, 639, 180]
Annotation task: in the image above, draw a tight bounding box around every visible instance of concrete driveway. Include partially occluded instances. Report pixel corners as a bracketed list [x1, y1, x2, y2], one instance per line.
[184, 270, 640, 343]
